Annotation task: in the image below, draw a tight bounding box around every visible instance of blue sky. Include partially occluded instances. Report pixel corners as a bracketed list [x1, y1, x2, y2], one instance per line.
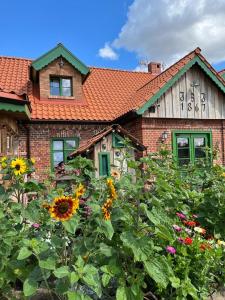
[1, 0, 225, 72]
[0, 0, 136, 70]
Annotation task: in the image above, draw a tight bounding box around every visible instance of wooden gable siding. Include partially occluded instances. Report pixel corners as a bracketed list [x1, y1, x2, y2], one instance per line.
[143, 65, 225, 119]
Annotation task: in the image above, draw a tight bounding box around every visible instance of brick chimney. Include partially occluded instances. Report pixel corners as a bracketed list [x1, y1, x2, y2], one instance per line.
[148, 62, 161, 75]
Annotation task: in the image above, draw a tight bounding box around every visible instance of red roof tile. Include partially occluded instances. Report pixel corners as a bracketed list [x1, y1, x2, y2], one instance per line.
[0, 56, 154, 121]
[1, 47, 224, 121]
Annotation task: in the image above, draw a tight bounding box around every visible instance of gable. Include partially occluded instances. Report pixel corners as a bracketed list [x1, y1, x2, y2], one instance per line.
[143, 64, 225, 119]
[31, 43, 90, 76]
[136, 53, 225, 116]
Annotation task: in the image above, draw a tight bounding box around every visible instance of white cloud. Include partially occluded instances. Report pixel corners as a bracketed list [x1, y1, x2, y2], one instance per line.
[98, 43, 118, 60]
[113, 0, 225, 65]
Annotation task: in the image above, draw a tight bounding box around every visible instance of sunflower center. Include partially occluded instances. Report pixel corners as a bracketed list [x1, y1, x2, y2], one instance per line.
[15, 164, 21, 170]
[58, 202, 69, 214]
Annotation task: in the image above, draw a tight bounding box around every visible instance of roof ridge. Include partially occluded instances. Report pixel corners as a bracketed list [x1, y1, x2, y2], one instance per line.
[0, 55, 33, 61]
[136, 47, 201, 92]
[89, 66, 152, 74]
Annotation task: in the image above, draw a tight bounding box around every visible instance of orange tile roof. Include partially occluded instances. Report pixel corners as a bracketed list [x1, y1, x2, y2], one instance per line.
[0, 55, 154, 121]
[1, 48, 224, 121]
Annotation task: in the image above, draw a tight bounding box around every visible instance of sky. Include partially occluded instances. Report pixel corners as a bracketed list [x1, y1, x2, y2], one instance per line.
[0, 0, 225, 72]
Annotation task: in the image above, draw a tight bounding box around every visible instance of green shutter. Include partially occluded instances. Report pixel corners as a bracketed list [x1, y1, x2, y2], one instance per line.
[112, 133, 124, 148]
[99, 152, 110, 176]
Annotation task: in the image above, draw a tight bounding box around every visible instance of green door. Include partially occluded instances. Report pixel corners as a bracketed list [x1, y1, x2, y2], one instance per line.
[173, 132, 211, 166]
[99, 152, 110, 176]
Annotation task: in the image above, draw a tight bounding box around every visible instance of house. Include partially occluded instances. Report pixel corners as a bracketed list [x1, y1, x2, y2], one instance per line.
[1, 44, 225, 180]
[68, 124, 146, 177]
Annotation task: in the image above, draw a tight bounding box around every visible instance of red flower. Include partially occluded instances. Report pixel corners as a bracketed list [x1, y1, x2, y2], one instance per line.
[184, 237, 193, 245]
[183, 221, 196, 227]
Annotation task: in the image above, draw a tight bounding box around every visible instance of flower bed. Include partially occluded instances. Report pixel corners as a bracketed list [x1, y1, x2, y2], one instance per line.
[0, 153, 224, 299]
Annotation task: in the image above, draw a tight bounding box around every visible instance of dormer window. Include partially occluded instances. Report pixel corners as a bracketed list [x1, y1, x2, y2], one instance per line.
[50, 77, 72, 97]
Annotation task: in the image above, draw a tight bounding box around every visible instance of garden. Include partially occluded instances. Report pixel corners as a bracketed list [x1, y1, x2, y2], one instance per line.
[0, 149, 224, 300]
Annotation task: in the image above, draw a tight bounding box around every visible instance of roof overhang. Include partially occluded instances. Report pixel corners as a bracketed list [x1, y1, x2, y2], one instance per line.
[31, 43, 90, 76]
[0, 101, 31, 120]
[136, 56, 225, 115]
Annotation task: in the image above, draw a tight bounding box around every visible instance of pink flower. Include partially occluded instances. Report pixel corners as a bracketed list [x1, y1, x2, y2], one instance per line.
[166, 246, 176, 254]
[176, 212, 186, 219]
[32, 223, 40, 228]
[172, 225, 182, 232]
[192, 214, 198, 218]
[178, 237, 184, 243]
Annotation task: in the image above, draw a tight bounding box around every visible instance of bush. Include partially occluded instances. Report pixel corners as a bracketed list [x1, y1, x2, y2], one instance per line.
[0, 154, 224, 299]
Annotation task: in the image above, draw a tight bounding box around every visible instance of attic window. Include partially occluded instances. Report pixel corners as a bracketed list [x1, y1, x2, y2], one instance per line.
[50, 77, 72, 97]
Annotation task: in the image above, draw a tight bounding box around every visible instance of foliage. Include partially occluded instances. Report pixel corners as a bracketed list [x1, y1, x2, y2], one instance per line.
[0, 153, 224, 300]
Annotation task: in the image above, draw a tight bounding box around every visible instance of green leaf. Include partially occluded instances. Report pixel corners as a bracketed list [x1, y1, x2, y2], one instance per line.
[67, 291, 92, 300]
[17, 247, 32, 260]
[99, 243, 113, 257]
[39, 257, 56, 270]
[116, 286, 127, 300]
[102, 273, 111, 287]
[70, 271, 79, 284]
[169, 276, 180, 288]
[82, 265, 102, 297]
[144, 256, 174, 289]
[63, 216, 79, 234]
[120, 231, 152, 261]
[0, 208, 4, 219]
[53, 266, 69, 278]
[23, 278, 38, 297]
[98, 219, 114, 240]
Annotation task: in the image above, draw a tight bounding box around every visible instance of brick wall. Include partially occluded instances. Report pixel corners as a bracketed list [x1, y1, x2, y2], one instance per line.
[18, 123, 106, 181]
[39, 57, 84, 100]
[142, 118, 225, 164]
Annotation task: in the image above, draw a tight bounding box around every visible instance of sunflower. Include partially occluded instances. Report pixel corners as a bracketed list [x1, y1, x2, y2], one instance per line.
[11, 158, 27, 176]
[75, 183, 85, 198]
[49, 196, 79, 221]
[111, 170, 121, 180]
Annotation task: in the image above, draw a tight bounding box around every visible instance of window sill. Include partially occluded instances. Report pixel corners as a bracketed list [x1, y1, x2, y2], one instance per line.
[48, 96, 75, 100]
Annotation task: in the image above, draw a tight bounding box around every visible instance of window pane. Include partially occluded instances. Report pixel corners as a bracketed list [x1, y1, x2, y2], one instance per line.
[62, 87, 72, 96]
[178, 159, 190, 166]
[62, 79, 71, 88]
[195, 148, 206, 158]
[177, 137, 189, 148]
[50, 78, 60, 95]
[65, 140, 76, 149]
[51, 78, 60, 87]
[178, 148, 190, 159]
[53, 140, 63, 150]
[53, 152, 64, 166]
[194, 137, 205, 147]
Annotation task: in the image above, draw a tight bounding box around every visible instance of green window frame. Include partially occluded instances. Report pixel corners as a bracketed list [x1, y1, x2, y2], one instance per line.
[50, 77, 73, 97]
[99, 152, 110, 177]
[112, 133, 124, 148]
[51, 137, 79, 169]
[172, 131, 212, 166]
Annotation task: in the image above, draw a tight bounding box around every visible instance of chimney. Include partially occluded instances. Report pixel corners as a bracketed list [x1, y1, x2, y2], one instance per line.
[148, 62, 161, 75]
